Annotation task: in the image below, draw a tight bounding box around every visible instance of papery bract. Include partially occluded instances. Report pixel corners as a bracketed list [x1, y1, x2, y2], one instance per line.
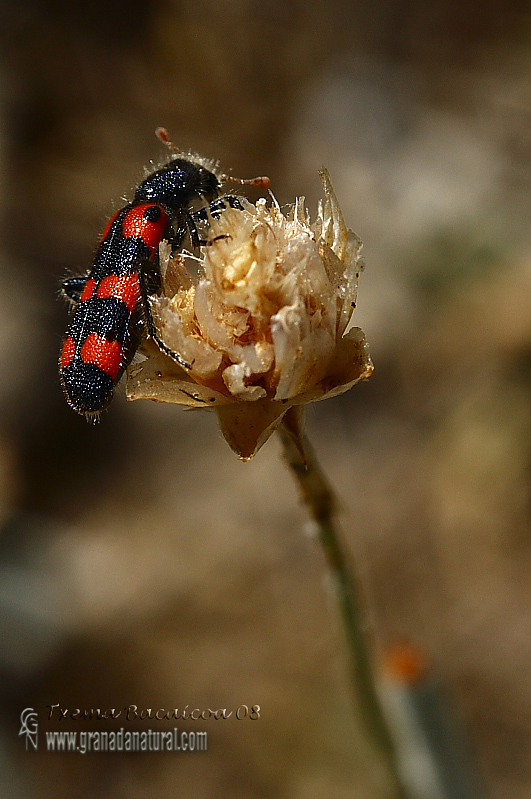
[127, 169, 373, 458]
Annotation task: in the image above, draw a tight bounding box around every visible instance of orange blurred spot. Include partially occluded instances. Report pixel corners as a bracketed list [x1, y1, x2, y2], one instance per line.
[384, 643, 428, 685]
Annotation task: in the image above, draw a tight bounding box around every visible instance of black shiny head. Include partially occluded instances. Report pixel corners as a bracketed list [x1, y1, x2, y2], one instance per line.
[135, 158, 221, 210]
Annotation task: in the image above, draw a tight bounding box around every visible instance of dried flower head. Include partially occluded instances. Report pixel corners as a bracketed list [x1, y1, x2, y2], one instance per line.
[127, 168, 373, 458]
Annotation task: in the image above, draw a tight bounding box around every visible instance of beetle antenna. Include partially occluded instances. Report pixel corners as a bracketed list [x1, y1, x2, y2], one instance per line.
[156, 128, 270, 187]
[220, 172, 271, 189]
[155, 127, 185, 155]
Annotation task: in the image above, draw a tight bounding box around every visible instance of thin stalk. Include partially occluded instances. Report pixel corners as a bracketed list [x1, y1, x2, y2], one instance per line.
[278, 406, 408, 799]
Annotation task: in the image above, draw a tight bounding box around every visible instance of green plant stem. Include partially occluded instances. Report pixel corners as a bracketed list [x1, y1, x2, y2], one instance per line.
[278, 406, 408, 799]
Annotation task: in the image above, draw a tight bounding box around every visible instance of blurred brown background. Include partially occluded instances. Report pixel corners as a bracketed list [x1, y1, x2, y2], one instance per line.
[0, 0, 530, 797]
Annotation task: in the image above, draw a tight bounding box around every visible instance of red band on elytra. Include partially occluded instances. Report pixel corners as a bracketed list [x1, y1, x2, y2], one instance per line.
[96, 273, 140, 312]
[60, 337, 77, 371]
[80, 333, 123, 380]
[122, 204, 168, 255]
[81, 278, 97, 302]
